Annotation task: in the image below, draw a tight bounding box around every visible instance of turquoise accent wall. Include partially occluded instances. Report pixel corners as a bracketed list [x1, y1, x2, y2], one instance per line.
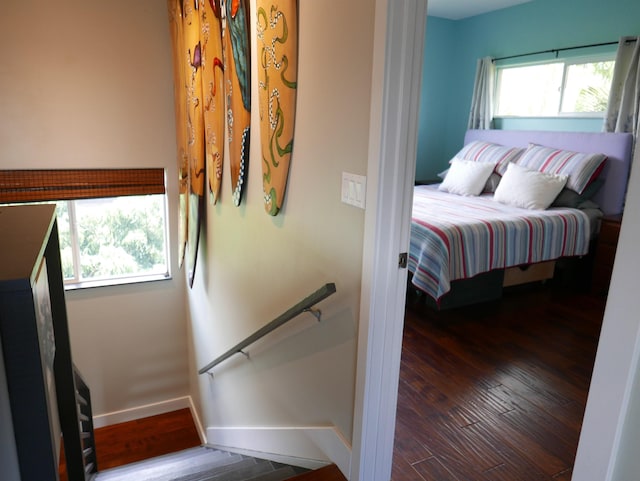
[416, 17, 456, 181]
[417, 0, 640, 179]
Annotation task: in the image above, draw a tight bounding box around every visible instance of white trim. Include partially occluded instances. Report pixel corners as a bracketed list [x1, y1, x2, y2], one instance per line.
[187, 395, 207, 443]
[92, 396, 192, 430]
[351, 1, 427, 480]
[205, 426, 351, 475]
[572, 143, 640, 480]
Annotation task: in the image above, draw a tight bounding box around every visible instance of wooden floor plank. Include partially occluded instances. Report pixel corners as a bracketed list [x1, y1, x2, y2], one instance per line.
[290, 464, 346, 481]
[394, 283, 604, 480]
[410, 455, 463, 481]
[59, 408, 201, 480]
[93, 408, 202, 470]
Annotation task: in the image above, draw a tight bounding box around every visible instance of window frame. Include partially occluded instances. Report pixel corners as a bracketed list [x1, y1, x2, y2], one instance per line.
[494, 53, 616, 119]
[59, 196, 171, 290]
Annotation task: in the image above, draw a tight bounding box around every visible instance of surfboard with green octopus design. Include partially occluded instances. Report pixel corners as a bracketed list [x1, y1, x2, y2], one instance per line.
[257, 0, 298, 216]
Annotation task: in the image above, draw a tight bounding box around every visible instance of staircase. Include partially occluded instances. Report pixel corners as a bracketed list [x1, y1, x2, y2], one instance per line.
[92, 445, 343, 481]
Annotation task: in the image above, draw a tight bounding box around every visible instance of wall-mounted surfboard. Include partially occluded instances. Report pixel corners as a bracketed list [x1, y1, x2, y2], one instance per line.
[183, 0, 205, 287]
[167, 0, 189, 267]
[257, 0, 298, 216]
[223, 0, 251, 206]
[201, 0, 225, 205]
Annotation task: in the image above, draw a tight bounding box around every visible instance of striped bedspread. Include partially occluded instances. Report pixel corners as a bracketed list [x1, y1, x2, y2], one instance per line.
[409, 185, 592, 301]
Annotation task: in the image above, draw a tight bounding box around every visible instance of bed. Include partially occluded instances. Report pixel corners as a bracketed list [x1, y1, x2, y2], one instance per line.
[409, 129, 633, 309]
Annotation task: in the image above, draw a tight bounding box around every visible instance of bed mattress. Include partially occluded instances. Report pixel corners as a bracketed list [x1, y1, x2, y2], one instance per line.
[409, 184, 593, 301]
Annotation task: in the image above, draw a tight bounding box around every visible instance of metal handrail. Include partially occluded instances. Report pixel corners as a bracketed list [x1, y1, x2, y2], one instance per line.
[198, 283, 337, 375]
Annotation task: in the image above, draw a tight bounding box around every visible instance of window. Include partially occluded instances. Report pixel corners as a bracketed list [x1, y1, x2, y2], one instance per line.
[496, 55, 615, 117]
[56, 196, 169, 286]
[0, 169, 169, 289]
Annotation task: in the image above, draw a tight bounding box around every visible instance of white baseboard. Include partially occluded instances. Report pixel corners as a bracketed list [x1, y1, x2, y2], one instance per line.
[92, 396, 194, 431]
[186, 396, 206, 443]
[205, 425, 352, 477]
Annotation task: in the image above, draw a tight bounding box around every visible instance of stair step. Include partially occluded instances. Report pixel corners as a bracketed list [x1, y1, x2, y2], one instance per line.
[245, 466, 298, 481]
[156, 453, 251, 480]
[95, 448, 241, 480]
[184, 458, 277, 481]
[93, 446, 323, 481]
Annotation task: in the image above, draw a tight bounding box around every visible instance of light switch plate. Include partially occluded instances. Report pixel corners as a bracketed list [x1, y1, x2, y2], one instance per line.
[341, 172, 366, 209]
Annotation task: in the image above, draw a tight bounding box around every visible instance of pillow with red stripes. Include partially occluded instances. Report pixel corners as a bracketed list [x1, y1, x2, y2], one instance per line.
[515, 143, 607, 195]
[454, 140, 525, 176]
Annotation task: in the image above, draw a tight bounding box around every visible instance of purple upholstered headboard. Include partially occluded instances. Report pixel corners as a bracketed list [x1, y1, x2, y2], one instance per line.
[464, 129, 634, 216]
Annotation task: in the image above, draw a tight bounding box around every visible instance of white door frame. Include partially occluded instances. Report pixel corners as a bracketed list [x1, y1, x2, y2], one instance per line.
[352, 1, 640, 480]
[350, 1, 427, 480]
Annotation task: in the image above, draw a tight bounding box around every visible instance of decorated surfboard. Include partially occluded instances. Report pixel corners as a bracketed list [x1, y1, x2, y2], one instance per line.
[256, 0, 298, 216]
[223, 0, 251, 206]
[200, 0, 225, 205]
[183, 0, 206, 287]
[167, 0, 189, 268]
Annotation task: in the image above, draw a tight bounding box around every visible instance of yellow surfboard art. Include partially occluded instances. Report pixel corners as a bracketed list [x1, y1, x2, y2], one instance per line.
[223, 0, 251, 206]
[200, 0, 225, 205]
[257, 0, 298, 216]
[183, 0, 205, 287]
[167, 0, 189, 267]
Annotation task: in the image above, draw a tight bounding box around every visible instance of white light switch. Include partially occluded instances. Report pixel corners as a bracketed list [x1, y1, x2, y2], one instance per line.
[341, 172, 366, 209]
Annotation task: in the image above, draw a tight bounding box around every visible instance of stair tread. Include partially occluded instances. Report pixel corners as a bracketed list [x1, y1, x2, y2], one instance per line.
[245, 466, 298, 481]
[95, 448, 242, 480]
[93, 446, 334, 481]
[180, 458, 275, 481]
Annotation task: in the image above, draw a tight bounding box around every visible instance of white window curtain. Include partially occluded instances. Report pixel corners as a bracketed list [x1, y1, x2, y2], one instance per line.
[468, 56, 495, 130]
[604, 36, 640, 137]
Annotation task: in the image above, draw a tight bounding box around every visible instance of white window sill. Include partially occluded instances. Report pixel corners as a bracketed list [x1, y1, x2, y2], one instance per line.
[64, 272, 172, 291]
[494, 114, 605, 119]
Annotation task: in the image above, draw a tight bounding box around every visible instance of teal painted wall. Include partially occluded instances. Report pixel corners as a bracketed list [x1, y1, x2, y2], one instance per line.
[417, 0, 640, 178]
[416, 17, 456, 181]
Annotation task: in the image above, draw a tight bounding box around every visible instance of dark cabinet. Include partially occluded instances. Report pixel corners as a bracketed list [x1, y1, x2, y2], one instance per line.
[591, 214, 623, 296]
[0, 205, 81, 480]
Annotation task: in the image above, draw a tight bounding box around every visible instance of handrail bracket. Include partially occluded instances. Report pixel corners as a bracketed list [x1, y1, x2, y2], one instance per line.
[304, 307, 322, 322]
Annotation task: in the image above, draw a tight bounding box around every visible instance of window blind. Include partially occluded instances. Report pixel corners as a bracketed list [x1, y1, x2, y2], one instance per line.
[0, 168, 166, 203]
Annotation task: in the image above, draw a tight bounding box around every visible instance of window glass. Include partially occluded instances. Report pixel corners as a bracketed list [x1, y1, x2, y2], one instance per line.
[561, 60, 614, 113]
[71, 195, 168, 284]
[54, 201, 75, 280]
[496, 55, 615, 117]
[497, 63, 564, 116]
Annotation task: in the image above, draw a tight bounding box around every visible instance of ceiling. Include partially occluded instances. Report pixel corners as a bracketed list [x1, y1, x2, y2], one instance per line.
[427, 0, 533, 20]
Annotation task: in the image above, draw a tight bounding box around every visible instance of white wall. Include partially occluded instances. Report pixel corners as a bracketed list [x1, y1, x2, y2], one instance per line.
[0, 0, 190, 419]
[574, 145, 640, 480]
[186, 0, 375, 466]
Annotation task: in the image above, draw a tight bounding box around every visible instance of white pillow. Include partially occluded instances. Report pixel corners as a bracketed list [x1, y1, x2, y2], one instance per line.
[493, 163, 568, 210]
[437, 168, 501, 193]
[438, 158, 495, 196]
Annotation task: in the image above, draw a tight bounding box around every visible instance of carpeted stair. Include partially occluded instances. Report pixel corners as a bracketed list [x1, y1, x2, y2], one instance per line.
[93, 446, 311, 481]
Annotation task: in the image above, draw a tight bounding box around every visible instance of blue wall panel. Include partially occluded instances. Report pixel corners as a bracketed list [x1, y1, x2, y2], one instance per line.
[418, 0, 640, 177]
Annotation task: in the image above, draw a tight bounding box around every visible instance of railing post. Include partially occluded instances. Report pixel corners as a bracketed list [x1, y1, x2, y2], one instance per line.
[47, 222, 97, 480]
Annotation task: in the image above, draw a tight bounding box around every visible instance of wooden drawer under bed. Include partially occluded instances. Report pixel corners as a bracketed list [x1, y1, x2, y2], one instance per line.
[503, 261, 556, 287]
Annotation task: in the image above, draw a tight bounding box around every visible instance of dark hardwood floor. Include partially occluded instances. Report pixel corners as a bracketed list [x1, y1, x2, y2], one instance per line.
[59, 408, 201, 480]
[393, 282, 605, 480]
[92, 407, 202, 470]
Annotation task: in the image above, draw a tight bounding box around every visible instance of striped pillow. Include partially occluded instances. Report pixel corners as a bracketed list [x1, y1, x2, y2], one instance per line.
[455, 140, 525, 175]
[516, 143, 607, 194]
